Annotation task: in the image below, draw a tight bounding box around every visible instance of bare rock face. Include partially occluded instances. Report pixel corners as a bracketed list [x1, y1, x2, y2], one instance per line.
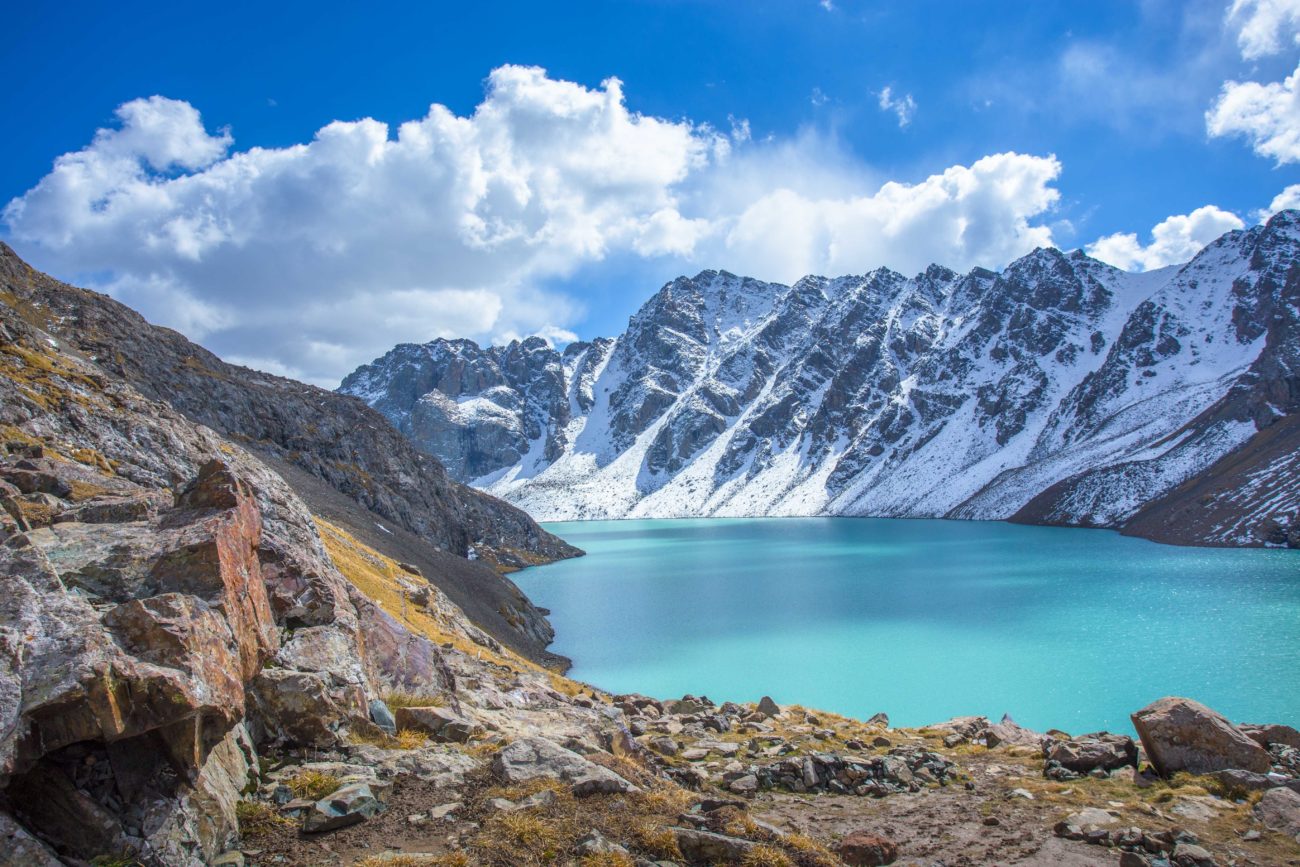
[1131, 697, 1271, 776]
[0, 287, 458, 864]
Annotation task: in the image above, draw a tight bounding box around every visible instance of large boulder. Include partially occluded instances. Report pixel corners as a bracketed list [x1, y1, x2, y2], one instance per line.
[491, 737, 638, 796]
[1131, 697, 1271, 776]
[1043, 732, 1137, 773]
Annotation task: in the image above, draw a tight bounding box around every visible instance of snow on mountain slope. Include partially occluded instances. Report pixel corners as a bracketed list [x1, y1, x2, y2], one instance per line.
[340, 211, 1300, 546]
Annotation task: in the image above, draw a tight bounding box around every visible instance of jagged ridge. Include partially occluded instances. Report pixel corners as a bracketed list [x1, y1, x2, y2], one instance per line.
[342, 212, 1300, 547]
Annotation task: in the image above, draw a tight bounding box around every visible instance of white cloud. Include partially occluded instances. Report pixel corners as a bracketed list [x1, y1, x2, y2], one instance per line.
[1086, 205, 1244, 271]
[1208, 0, 1300, 164]
[3, 67, 1066, 386]
[1207, 62, 1300, 164]
[1259, 182, 1300, 217]
[713, 152, 1063, 282]
[877, 86, 917, 128]
[1228, 0, 1300, 59]
[3, 67, 714, 385]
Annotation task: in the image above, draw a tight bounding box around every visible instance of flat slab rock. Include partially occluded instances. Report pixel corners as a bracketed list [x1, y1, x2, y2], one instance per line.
[491, 736, 639, 796]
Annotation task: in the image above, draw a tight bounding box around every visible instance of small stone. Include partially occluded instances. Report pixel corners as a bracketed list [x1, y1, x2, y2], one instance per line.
[427, 802, 462, 820]
[872, 736, 892, 748]
[1009, 788, 1034, 800]
[1170, 842, 1217, 867]
[1053, 822, 1084, 840]
[729, 774, 759, 795]
[302, 783, 383, 833]
[517, 790, 557, 810]
[368, 699, 397, 734]
[575, 829, 629, 856]
[836, 831, 900, 866]
[757, 696, 781, 717]
[1119, 853, 1149, 867]
[982, 816, 1000, 826]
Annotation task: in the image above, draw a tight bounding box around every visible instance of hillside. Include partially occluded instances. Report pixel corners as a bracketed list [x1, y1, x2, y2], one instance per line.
[0, 242, 579, 664]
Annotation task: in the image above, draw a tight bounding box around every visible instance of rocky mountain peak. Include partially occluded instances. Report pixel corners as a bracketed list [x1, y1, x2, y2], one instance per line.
[344, 215, 1300, 546]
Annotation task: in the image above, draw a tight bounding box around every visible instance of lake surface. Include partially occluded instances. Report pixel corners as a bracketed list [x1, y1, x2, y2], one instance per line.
[515, 518, 1300, 735]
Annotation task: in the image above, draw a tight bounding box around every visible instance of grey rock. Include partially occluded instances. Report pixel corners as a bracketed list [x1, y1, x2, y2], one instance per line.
[757, 696, 781, 717]
[302, 782, 383, 833]
[575, 829, 630, 856]
[369, 699, 397, 734]
[672, 827, 757, 862]
[1254, 786, 1300, 839]
[1043, 732, 1137, 773]
[1170, 842, 1217, 867]
[490, 737, 638, 796]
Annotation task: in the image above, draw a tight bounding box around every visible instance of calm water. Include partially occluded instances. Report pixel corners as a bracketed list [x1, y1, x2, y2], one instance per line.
[516, 518, 1300, 735]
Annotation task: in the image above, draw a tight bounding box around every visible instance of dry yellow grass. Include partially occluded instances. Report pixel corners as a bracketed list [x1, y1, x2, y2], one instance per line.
[577, 855, 634, 867]
[316, 518, 592, 694]
[383, 690, 448, 709]
[353, 855, 461, 867]
[234, 800, 291, 837]
[742, 845, 796, 867]
[285, 769, 341, 801]
[347, 727, 428, 751]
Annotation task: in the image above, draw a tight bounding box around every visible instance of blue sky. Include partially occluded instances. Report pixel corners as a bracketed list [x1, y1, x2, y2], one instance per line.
[4, 0, 1300, 385]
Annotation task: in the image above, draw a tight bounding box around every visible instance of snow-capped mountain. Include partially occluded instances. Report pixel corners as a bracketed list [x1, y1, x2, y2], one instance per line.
[339, 211, 1300, 546]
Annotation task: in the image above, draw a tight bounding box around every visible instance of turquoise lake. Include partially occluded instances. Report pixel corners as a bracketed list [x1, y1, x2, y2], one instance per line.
[515, 518, 1300, 735]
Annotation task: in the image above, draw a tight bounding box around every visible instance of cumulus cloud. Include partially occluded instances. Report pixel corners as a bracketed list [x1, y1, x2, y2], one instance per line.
[3, 67, 1065, 385]
[877, 86, 917, 128]
[1260, 182, 1300, 216]
[712, 152, 1062, 282]
[1228, 0, 1300, 59]
[1086, 205, 1245, 271]
[1208, 0, 1300, 164]
[1207, 63, 1300, 164]
[3, 67, 716, 384]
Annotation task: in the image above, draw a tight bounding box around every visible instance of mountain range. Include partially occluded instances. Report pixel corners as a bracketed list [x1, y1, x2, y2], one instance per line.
[341, 211, 1300, 547]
